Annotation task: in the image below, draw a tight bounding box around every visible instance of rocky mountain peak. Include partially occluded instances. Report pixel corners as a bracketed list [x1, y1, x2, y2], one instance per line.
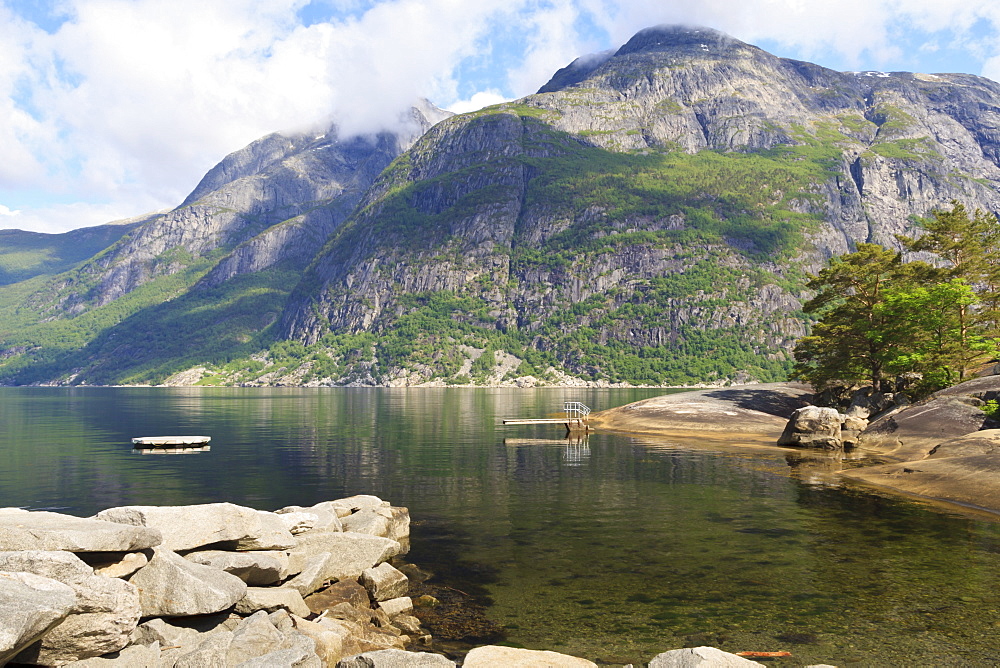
[614, 24, 749, 58]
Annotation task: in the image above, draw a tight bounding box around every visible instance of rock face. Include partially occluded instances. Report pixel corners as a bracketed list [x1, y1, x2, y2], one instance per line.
[275, 25, 1000, 387]
[857, 395, 998, 461]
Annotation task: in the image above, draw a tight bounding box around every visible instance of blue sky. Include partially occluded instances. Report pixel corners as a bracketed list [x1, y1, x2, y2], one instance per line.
[3, 0, 1000, 233]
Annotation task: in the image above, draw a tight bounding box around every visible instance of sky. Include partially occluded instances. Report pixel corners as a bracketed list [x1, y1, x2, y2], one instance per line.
[4, 1, 1000, 234]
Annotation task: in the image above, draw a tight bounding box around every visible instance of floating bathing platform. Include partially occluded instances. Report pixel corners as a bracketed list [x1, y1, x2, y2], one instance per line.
[131, 436, 211, 447]
[502, 401, 591, 434]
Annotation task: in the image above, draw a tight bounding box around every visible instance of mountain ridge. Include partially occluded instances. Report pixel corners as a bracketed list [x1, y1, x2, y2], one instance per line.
[3, 25, 1000, 387]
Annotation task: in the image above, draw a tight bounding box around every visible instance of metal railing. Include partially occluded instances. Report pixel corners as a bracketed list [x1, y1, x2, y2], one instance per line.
[564, 401, 591, 420]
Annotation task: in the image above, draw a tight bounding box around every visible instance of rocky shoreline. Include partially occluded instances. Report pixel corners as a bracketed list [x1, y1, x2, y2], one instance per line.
[0, 498, 797, 667]
[591, 376, 1000, 517]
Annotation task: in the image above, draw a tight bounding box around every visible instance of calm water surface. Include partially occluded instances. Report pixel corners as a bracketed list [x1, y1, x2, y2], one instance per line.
[3, 387, 1000, 666]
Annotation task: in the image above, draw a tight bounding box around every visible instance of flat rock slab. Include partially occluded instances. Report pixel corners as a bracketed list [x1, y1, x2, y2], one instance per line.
[0, 571, 76, 665]
[464, 646, 597, 667]
[927, 429, 1000, 459]
[588, 383, 812, 441]
[649, 646, 765, 667]
[95, 503, 293, 552]
[858, 396, 998, 462]
[842, 454, 1000, 514]
[0, 509, 161, 552]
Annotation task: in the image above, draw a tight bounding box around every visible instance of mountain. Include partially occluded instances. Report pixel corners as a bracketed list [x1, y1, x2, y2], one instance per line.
[0, 215, 149, 286]
[2, 25, 1000, 387]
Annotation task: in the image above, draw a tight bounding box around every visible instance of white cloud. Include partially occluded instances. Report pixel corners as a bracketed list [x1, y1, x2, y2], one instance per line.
[4, 0, 1000, 234]
[446, 90, 510, 115]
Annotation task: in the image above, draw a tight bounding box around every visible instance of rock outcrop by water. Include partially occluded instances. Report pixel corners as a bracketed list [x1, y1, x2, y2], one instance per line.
[589, 382, 813, 443]
[0, 497, 429, 666]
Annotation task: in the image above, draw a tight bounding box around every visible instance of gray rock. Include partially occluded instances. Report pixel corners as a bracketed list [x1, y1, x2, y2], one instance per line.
[777, 406, 844, 449]
[0, 508, 161, 552]
[0, 551, 141, 664]
[337, 648, 456, 667]
[236, 586, 312, 617]
[275, 511, 320, 535]
[237, 631, 321, 667]
[463, 646, 597, 667]
[284, 553, 334, 596]
[648, 647, 765, 667]
[79, 551, 150, 579]
[331, 496, 389, 518]
[60, 641, 160, 667]
[227, 610, 286, 665]
[304, 580, 370, 614]
[127, 546, 247, 616]
[171, 631, 233, 668]
[0, 571, 76, 665]
[378, 597, 413, 618]
[341, 509, 391, 537]
[234, 511, 297, 550]
[130, 617, 203, 648]
[184, 549, 287, 584]
[276, 503, 343, 531]
[237, 646, 322, 667]
[288, 615, 350, 666]
[385, 508, 410, 543]
[290, 531, 400, 581]
[95, 503, 279, 552]
[927, 428, 1000, 459]
[361, 563, 408, 601]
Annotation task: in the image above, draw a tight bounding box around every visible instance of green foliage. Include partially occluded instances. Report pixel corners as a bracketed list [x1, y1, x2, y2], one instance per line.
[796, 203, 1000, 395]
[0, 224, 139, 286]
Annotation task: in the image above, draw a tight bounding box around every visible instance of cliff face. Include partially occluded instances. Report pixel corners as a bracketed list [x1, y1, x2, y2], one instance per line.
[4, 25, 1000, 387]
[275, 25, 1000, 385]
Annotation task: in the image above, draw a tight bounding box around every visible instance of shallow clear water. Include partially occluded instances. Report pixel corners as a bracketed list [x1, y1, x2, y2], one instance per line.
[3, 387, 1000, 666]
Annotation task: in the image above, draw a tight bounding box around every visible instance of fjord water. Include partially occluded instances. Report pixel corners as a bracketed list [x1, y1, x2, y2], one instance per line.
[4, 387, 1000, 665]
